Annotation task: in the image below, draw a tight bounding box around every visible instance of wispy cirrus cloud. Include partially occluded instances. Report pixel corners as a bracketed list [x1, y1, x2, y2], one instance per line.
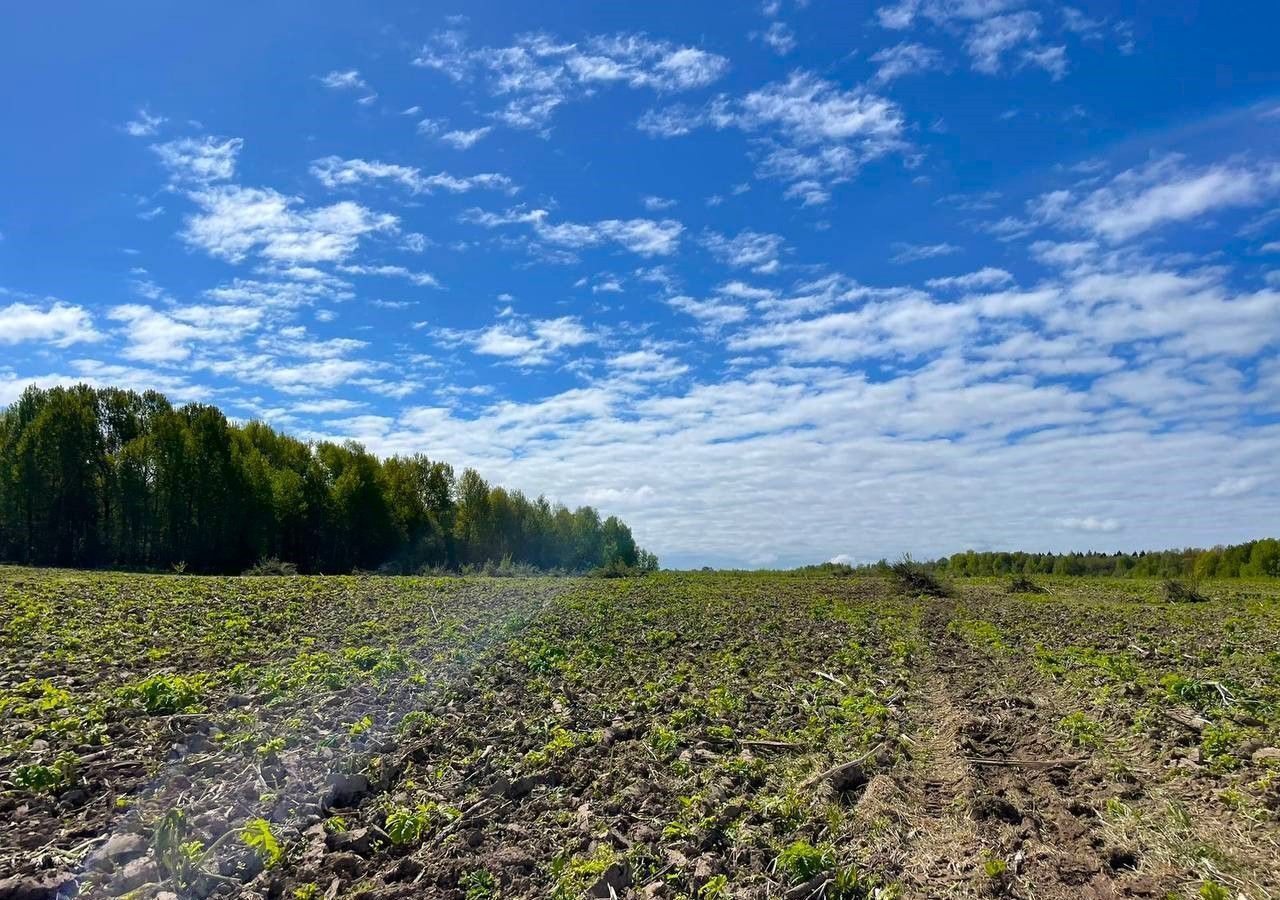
[318, 69, 377, 104]
[413, 30, 729, 132]
[639, 71, 906, 204]
[875, 1, 1073, 79]
[870, 42, 944, 83]
[701, 230, 785, 274]
[123, 107, 165, 137]
[988, 155, 1280, 243]
[310, 156, 516, 195]
[1039, 155, 1280, 241]
[461, 206, 683, 257]
[890, 241, 961, 263]
[152, 136, 243, 184]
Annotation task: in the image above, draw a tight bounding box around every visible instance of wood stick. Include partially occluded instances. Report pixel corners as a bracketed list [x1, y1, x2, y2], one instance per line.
[800, 742, 884, 790]
[811, 669, 848, 688]
[963, 755, 1082, 768]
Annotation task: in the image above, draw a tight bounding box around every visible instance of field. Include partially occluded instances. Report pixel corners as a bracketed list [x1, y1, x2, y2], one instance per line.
[1, 569, 1278, 900]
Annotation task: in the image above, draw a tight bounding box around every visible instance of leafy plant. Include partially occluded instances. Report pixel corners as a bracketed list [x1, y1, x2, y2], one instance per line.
[385, 805, 431, 845]
[241, 818, 282, 867]
[698, 874, 729, 899]
[774, 840, 833, 883]
[649, 725, 679, 757]
[549, 845, 618, 900]
[1201, 723, 1243, 773]
[10, 752, 76, 794]
[1199, 880, 1230, 900]
[460, 868, 498, 900]
[1059, 711, 1104, 748]
[119, 673, 207, 715]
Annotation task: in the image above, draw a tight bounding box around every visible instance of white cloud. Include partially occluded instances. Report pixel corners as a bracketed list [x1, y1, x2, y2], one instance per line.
[293, 398, 365, 415]
[702, 230, 785, 274]
[607, 348, 690, 381]
[310, 156, 516, 194]
[876, 0, 921, 29]
[460, 315, 595, 366]
[402, 233, 431, 253]
[0, 301, 101, 347]
[926, 267, 1013, 290]
[877, 2, 1070, 79]
[319, 69, 368, 91]
[462, 206, 683, 257]
[890, 241, 961, 263]
[966, 12, 1046, 76]
[871, 42, 943, 83]
[759, 22, 797, 55]
[336, 264, 442, 288]
[1059, 516, 1122, 533]
[108, 303, 262, 363]
[413, 30, 729, 131]
[667, 294, 750, 327]
[152, 136, 243, 183]
[123, 107, 165, 137]
[325, 349, 1278, 567]
[318, 69, 377, 105]
[1037, 156, 1280, 242]
[439, 127, 493, 149]
[640, 72, 905, 203]
[642, 195, 677, 211]
[1209, 475, 1263, 498]
[737, 72, 904, 146]
[183, 185, 398, 265]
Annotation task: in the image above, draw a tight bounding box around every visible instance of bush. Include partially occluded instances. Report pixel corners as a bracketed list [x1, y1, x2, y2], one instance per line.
[243, 557, 298, 576]
[1007, 575, 1047, 594]
[1162, 578, 1206, 603]
[484, 555, 543, 578]
[889, 555, 950, 597]
[593, 557, 641, 578]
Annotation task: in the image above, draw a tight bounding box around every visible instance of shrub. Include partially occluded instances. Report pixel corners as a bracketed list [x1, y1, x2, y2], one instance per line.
[593, 557, 640, 578]
[1007, 575, 1047, 594]
[243, 557, 298, 576]
[1162, 578, 1206, 603]
[888, 555, 950, 597]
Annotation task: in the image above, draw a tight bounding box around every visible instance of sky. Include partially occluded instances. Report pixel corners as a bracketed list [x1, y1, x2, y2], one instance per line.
[1, 1, 1278, 568]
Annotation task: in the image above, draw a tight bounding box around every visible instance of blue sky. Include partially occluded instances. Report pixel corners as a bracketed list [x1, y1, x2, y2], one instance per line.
[2, 1, 1278, 568]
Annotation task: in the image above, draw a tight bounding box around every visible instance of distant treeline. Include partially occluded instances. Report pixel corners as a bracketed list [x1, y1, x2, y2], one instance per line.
[823, 542, 1280, 579]
[0, 385, 657, 575]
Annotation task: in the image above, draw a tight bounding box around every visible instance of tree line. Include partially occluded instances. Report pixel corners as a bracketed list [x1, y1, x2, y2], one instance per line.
[0, 385, 658, 575]
[827, 542, 1279, 579]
